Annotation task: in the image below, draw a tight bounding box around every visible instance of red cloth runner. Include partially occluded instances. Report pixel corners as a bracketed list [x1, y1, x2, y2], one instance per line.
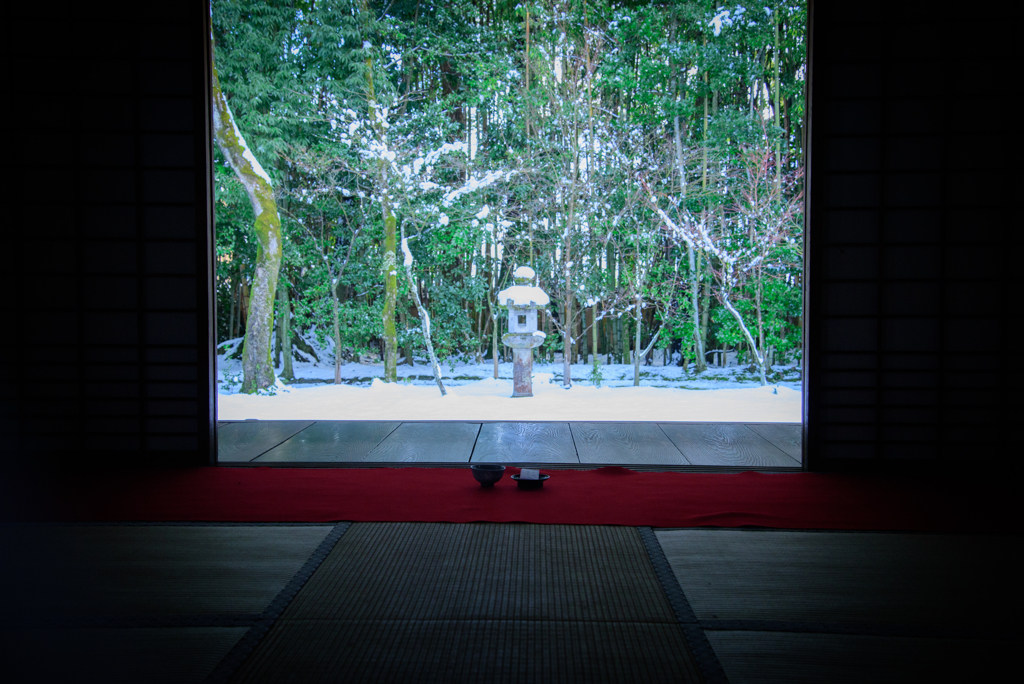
[11, 466, 1012, 531]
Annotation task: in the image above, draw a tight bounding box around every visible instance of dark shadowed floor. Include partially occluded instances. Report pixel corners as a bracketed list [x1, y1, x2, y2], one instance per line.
[2, 522, 1017, 683]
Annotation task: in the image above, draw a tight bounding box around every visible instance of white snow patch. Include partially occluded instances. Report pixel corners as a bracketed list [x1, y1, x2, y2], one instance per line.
[225, 104, 272, 186]
[218, 350, 802, 424]
[219, 372, 800, 422]
[401, 237, 414, 267]
[442, 170, 506, 206]
[497, 284, 550, 307]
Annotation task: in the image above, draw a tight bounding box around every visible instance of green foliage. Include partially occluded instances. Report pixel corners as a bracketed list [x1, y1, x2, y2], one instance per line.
[213, 0, 807, 369]
[589, 356, 604, 387]
[214, 165, 258, 341]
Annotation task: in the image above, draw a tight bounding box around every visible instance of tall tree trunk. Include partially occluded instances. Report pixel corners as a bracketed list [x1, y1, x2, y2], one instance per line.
[489, 237, 500, 378]
[279, 279, 293, 381]
[475, 306, 483, 363]
[562, 214, 573, 387]
[688, 245, 707, 372]
[492, 301, 500, 375]
[721, 294, 767, 386]
[228, 277, 238, 341]
[239, 284, 249, 334]
[619, 315, 628, 366]
[400, 231, 446, 396]
[332, 278, 343, 384]
[774, 9, 782, 190]
[756, 265, 767, 372]
[674, 106, 706, 373]
[633, 292, 642, 386]
[211, 58, 280, 393]
[379, 184, 399, 383]
[361, 31, 399, 383]
[401, 310, 415, 366]
[580, 306, 589, 364]
[701, 58, 709, 191]
[562, 299, 572, 387]
[524, 7, 531, 138]
[481, 310, 492, 364]
[274, 293, 283, 367]
[609, 316, 616, 365]
[700, 278, 711, 364]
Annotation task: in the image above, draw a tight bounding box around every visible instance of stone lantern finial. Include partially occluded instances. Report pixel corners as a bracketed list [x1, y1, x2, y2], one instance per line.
[498, 267, 549, 397]
[512, 265, 535, 284]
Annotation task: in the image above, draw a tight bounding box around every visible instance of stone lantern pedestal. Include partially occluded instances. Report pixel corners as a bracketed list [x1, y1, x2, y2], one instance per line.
[498, 266, 549, 398]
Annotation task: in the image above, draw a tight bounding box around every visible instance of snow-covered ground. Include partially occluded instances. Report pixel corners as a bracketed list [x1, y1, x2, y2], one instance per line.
[217, 343, 803, 422]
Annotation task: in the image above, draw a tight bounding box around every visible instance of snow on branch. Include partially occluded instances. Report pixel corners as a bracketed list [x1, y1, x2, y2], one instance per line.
[442, 170, 512, 207]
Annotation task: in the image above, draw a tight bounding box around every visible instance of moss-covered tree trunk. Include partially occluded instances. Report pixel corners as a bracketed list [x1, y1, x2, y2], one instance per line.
[211, 60, 281, 393]
[360, 26, 398, 383]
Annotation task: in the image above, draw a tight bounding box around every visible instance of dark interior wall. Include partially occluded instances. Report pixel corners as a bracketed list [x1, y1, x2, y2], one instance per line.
[1, 1, 1016, 473]
[805, 1, 1018, 472]
[3, 0, 215, 469]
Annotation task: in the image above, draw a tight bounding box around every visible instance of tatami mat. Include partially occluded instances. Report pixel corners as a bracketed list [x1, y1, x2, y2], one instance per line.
[6, 626, 247, 684]
[5, 520, 1014, 683]
[654, 530, 1018, 631]
[1, 525, 332, 618]
[233, 619, 696, 684]
[230, 522, 701, 683]
[283, 523, 675, 622]
[704, 631, 1015, 684]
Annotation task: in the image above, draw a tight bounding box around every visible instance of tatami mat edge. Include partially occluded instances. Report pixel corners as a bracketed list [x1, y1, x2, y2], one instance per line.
[204, 522, 352, 684]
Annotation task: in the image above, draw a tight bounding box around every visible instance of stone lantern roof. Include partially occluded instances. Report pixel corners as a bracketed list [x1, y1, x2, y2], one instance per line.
[498, 266, 550, 308]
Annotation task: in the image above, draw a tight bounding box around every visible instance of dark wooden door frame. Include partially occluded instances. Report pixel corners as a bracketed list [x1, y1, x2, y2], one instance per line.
[199, 1, 814, 471]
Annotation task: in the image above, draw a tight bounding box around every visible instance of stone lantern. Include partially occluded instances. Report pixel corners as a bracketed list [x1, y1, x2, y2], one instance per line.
[498, 266, 549, 397]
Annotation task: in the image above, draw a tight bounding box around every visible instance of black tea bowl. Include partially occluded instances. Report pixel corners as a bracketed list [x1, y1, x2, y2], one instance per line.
[471, 464, 506, 487]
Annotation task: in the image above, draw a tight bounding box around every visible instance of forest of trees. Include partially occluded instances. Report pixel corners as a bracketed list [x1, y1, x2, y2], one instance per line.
[213, 0, 806, 393]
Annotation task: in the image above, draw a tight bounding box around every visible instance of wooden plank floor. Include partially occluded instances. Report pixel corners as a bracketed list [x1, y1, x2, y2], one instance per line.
[659, 424, 800, 467]
[217, 421, 315, 462]
[218, 421, 802, 467]
[255, 421, 400, 462]
[472, 422, 579, 463]
[745, 424, 802, 462]
[365, 422, 481, 462]
[571, 423, 691, 465]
